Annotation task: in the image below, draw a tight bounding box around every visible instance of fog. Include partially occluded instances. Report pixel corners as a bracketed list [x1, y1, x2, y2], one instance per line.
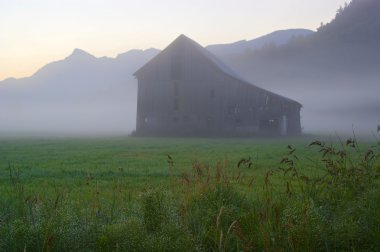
[219, 57, 380, 137]
[1, 45, 379, 138]
[268, 76, 380, 136]
[0, 102, 136, 137]
[0, 48, 157, 137]
[0, 82, 138, 137]
[1, 48, 378, 138]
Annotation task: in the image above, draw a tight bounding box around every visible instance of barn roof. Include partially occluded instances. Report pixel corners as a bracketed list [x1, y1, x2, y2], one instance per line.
[134, 34, 302, 107]
[181, 35, 246, 82]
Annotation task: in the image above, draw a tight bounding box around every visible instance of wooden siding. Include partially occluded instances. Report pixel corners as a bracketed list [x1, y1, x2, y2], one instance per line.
[135, 35, 301, 136]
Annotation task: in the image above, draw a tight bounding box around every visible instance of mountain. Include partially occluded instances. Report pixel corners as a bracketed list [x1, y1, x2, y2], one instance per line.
[0, 48, 159, 135]
[206, 29, 314, 56]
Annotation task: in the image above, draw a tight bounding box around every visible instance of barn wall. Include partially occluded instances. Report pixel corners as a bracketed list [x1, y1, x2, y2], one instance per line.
[135, 39, 301, 136]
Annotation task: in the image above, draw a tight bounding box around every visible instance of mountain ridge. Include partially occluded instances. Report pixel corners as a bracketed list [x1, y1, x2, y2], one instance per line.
[206, 29, 314, 56]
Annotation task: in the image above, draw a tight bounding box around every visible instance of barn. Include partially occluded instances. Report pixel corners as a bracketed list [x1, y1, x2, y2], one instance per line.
[133, 35, 302, 137]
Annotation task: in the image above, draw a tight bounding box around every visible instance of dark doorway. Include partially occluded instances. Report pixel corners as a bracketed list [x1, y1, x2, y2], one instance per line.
[259, 119, 279, 135]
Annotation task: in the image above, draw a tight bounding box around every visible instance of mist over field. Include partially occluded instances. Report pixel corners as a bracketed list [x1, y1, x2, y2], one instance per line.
[0, 49, 159, 136]
[0, 0, 379, 137]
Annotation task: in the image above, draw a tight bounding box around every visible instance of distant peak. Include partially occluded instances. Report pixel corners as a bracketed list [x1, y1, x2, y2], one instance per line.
[72, 48, 89, 55]
[67, 48, 95, 60]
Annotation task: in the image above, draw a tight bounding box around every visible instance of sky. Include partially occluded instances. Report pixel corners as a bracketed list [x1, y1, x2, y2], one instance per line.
[0, 0, 347, 81]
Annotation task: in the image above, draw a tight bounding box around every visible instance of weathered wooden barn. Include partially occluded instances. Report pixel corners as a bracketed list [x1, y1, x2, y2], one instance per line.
[133, 35, 302, 136]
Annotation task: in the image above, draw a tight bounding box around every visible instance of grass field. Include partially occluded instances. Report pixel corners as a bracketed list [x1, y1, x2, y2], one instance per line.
[0, 135, 379, 251]
[0, 137, 319, 193]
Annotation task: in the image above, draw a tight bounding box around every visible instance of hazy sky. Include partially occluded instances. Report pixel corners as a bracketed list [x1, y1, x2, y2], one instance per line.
[0, 0, 347, 81]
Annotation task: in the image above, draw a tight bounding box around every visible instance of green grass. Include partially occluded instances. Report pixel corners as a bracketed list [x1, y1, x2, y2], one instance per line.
[0, 137, 319, 183]
[0, 136, 379, 251]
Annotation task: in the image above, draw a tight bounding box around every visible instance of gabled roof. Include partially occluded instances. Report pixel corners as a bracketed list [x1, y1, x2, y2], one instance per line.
[134, 34, 302, 107]
[179, 35, 247, 82]
[133, 34, 244, 80]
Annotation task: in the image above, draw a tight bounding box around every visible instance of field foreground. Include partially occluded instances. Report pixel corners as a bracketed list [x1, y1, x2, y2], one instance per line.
[0, 136, 379, 251]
